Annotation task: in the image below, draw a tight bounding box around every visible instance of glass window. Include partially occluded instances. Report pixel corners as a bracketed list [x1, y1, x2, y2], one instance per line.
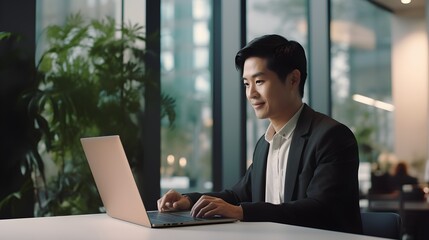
[246, 0, 308, 167]
[34, 0, 147, 216]
[36, 0, 145, 58]
[330, 0, 393, 195]
[160, 0, 213, 194]
[36, 0, 122, 60]
[34, 0, 213, 214]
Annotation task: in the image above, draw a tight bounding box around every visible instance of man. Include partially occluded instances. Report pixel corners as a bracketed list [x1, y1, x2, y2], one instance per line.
[158, 34, 362, 234]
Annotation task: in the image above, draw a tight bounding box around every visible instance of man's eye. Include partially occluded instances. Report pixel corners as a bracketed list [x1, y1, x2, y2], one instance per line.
[256, 80, 264, 85]
[243, 82, 249, 87]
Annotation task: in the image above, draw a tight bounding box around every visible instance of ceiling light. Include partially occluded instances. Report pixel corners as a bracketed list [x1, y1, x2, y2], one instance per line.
[352, 94, 395, 112]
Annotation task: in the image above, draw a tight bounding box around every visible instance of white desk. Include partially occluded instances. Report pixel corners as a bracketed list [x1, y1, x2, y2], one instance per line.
[0, 214, 384, 240]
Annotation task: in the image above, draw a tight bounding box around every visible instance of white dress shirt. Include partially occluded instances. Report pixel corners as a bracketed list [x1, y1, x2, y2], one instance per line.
[265, 104, 304, 204]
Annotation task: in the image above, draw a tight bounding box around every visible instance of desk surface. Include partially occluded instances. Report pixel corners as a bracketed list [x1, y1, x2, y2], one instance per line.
[0, 214, 384, 240]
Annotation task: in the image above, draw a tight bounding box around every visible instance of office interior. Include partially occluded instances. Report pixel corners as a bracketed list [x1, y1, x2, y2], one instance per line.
[1, 0, 428, 239]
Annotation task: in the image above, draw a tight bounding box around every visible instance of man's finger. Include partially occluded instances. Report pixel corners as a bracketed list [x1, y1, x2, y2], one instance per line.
[158, 189, 176, 211]
[191, 197, 210, 217]
[196, 202, 217, 218]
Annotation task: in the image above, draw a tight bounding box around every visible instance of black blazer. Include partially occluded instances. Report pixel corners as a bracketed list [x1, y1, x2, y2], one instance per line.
[187, 104, 362, 234]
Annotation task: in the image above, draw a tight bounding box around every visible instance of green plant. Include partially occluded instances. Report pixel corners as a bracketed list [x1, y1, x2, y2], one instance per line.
[0, 32, 12, 40]
[21, 14, 175, 216]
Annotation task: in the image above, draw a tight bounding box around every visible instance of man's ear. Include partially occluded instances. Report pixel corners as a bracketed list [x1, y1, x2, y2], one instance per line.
[289, 69, 301, 86]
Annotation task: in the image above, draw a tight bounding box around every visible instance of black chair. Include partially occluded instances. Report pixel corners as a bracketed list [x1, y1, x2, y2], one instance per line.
[361, 212, 402, 240]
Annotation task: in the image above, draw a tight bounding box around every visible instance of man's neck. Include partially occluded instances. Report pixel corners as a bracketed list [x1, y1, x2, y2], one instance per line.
[270, 102, 303, 132]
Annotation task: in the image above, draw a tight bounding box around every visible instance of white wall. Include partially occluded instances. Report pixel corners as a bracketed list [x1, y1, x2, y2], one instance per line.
[392, 13, 429, 179]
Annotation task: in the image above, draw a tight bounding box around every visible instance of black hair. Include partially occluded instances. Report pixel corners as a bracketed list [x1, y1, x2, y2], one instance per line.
[235, 34, 307, 98]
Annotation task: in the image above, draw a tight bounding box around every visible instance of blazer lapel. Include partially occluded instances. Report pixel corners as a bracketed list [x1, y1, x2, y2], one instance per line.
[252, 138, 269, 202]
[284, 104, 313, 202]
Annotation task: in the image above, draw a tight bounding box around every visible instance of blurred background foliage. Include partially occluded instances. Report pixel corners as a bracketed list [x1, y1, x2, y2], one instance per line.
[0, 14, 175, 217]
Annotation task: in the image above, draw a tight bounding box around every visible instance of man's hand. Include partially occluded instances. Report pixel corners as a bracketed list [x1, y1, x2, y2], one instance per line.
[157, 189, 191, 212]
[191, 195, 243, 220]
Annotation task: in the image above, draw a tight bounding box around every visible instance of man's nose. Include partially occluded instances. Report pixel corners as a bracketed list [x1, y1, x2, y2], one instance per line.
[247, 84, 258, 99]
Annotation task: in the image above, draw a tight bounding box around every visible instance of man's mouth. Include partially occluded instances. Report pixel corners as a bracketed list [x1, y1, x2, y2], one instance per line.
[252, 102, 265, 109]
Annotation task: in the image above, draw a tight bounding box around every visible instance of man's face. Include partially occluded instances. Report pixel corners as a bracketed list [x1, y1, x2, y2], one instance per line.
[242, 57, 299, 122]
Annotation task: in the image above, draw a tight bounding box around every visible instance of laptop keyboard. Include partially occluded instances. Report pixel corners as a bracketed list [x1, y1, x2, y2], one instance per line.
[148, 211, 204, 224]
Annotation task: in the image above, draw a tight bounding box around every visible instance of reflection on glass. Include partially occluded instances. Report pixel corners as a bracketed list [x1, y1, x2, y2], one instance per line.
[246, 0, 308, 167]
[160, 0, 213, 194]
[330, 0, 393, 195]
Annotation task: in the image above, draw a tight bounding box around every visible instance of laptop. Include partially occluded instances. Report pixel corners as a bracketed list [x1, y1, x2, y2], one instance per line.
[80, 135, 237, 228]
